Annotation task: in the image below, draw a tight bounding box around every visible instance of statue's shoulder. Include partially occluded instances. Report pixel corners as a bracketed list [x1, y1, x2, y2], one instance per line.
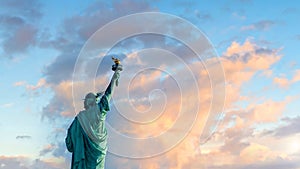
[78, 110, 86, 115]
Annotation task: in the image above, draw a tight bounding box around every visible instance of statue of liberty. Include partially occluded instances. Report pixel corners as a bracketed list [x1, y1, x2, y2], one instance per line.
[65, 57, 122, 169]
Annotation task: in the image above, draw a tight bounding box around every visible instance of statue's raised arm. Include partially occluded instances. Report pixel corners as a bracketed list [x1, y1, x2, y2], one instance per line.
[102, 69, 120, 102]
[97, 57, 123, 111]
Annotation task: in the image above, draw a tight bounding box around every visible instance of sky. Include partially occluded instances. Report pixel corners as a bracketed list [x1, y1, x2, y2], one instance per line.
[0, 0, 300, 168]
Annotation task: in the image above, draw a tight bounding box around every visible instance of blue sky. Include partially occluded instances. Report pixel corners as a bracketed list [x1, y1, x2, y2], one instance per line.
[1, 0, 300, 169]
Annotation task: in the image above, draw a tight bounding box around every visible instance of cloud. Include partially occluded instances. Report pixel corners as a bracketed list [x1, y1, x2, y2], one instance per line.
[222, 39, 281, 108]
[14, 79, 47, 90]
[16, 135, 31, 140]
[0, 156, 68, 169]
[42, 81, 75, 121]
[39, 144, 56, 156]
[225, 39, 255, 56]
[232, 12, 246, 20]
[263, 116, 300, 138]
[249, 98, 290, 123]
[194, 10, 212, 21]
[224, 40, 281, 70]
[244, 158, 300, 169]
[0, 0, 42, 58]
[2, 24, 38, 54]
[0, 15, 25, 26]
[292, 69, 300, 82]
[240, 143, 285, 164]
[13, 81, 27, 87]
[0, 103, 14, 108]
[273, 69, 300, 89]
[43, 47, 82, 85]
[183, 39, 293, 168]
[193, 157, 300, 169]
[26, 78, 47, 91]
[0, 0, 42, 20]
[241, 20, 276, 31]
[13, 78, 48, 97]
[0, 156, 30, 169]
[273, 76, 289, 89]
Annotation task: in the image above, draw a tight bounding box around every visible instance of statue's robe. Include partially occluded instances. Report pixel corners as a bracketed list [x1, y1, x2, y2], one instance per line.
[65, 84, 112, 169]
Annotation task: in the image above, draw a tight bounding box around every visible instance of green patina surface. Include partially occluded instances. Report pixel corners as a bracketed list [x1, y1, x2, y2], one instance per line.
[65, 71, 119, 169]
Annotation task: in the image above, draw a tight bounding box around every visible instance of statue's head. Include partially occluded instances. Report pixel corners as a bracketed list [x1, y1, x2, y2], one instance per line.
[84, 92, 96, 110]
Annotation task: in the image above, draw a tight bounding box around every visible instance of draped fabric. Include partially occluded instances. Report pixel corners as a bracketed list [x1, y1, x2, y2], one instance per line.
[66, 95, 110, 169]
[77, 95, 109, 144]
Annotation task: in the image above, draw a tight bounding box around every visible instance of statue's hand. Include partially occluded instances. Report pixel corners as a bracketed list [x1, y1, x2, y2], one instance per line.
[112, 71, 120, 81]
[112, 71, 120, 87]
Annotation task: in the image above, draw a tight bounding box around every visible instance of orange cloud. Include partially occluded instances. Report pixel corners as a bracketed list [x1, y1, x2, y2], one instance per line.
[240, 143, 286, 164]
[225, 40, 255, 56]
[26, 78, 47, 91]
[13, 81, 26, 86]
[292, 69, 300, 82]
[273, 69, 300, 89]
[13, 78, 48, 91]
[250, 99, 289, 123]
